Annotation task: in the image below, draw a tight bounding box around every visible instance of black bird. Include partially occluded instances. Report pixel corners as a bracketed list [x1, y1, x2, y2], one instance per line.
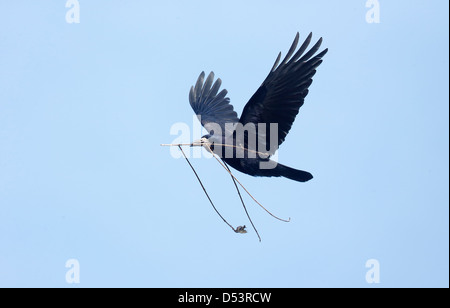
[189, 33, 327, 182]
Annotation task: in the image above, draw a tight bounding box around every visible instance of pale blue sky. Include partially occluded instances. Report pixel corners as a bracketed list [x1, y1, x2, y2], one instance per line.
[0, 1, 448, 287]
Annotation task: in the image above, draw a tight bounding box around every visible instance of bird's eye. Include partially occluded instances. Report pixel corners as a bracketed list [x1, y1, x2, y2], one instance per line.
[210, 144, 215, 151]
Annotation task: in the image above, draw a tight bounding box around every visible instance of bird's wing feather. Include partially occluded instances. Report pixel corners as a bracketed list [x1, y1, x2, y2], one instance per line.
[238, 33, 328, 155]
[189, 71, 239, 136]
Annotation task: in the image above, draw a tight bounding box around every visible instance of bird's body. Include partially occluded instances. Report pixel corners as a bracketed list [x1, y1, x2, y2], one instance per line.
[189, 33, 327, 182]
[201, 133, 313, 182]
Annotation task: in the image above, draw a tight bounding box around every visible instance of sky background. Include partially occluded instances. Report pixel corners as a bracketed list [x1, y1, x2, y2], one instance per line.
[0, 1, 448, 288]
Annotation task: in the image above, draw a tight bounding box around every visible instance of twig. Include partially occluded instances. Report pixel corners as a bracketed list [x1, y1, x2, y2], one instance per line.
[161, 142, 270, 158]
[223, 160, 262, 242]
[177, 145, 242, 234]
[204, 145, 290, 223]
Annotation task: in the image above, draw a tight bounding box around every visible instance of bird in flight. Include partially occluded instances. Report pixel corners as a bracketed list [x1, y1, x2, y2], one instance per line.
[189, 32, 328, 182]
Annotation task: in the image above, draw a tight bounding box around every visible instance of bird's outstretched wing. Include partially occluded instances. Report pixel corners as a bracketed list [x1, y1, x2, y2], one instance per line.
[189, 71, 239, 136]
[238, 33, 328, 156]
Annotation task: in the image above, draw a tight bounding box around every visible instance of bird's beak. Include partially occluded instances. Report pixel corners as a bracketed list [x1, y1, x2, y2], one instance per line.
[191, 139, 203, 147]
[191, 137, 210, 148]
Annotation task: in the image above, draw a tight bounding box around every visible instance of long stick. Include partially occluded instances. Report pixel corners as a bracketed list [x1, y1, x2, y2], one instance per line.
[161, 142, 270, 158]
[164, 142, 290, 223]
[177, 145, 237, 233]
[223, 160, 261, 242]
[204, 146, 290, 223]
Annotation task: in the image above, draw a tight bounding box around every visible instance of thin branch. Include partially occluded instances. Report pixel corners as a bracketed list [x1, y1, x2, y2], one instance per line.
[161, 142, 270, 159]
[223, 160, 262, 242]
[204, 145, 290, 223]
[177, 145, 241, 234]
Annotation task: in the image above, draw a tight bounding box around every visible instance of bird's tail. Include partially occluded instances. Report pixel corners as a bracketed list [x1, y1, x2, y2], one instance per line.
[275, 163, 313, 182]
